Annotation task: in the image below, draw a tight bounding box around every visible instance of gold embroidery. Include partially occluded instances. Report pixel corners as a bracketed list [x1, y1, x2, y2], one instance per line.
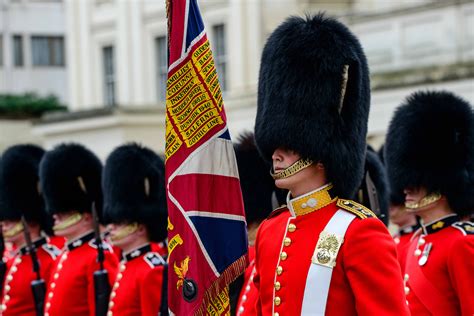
[174, 256, 190, 290]
[313, 231, 344, 268]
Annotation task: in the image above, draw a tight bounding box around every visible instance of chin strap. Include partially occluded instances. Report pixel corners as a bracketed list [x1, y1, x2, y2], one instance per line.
[53, 212, 83, 232]
[405, 192, 442, 211]
[110, 223, 138, 242]
[3, 221, 24, 238]
[270, 158, 313, 180]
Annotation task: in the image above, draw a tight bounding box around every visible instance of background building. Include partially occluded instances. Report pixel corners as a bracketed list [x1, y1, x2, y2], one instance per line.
[0, 0, 67, 101]
[1, 0, 473, 159]
[0, 0, 66, 148]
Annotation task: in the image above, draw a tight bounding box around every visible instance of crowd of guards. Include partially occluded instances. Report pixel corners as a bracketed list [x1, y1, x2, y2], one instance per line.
[0, 143, 168, 315]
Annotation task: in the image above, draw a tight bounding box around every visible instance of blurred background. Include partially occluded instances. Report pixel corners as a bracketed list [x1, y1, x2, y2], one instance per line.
[0, 0, 473, 160]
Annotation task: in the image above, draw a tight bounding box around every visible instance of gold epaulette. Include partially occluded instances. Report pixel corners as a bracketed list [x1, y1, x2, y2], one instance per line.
[337, 199, 376, 219]
[267, 205, 288, 219]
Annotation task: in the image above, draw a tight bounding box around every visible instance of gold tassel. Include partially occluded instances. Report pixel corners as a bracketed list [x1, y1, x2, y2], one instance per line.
[144, 177, 150, 197]
[77, 176, 87, 193]
[338, 65, 349, 114]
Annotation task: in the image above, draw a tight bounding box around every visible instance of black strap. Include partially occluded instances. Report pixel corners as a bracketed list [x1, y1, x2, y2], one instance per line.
[159, 263, 169, 316]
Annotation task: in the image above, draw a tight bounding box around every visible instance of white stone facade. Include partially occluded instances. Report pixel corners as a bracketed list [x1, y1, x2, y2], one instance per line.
[0, 0, 68, 102]
[27, 0, 474, 158]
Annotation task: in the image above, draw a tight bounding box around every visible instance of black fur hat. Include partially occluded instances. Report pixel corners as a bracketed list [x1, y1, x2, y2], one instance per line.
[254, 14, 370, 198]
[234, 133, 275, 224]
[102, 143, 167, 242]
[377, 144, 385, 165]
[0, 144, 53, 234]
[354, 148, 389, 225]
[378, 143, 405, 206]
[385, 91, 474, 216]
[39, 143, 103, 219]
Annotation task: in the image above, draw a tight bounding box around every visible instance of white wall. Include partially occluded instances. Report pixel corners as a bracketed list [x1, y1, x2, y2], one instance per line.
[42, 0, 474, 157]
[0, 0, 68, 102]
[352, 2, 474, 73]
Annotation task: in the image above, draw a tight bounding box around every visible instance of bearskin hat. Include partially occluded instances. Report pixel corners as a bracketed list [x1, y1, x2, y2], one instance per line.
[234, 132, 275, 224]
[0, 144, 53, 234]
[385, 91, 474, 216]
[354, 148, 389, 225]
[39, 143, 103, 219]
[102, 143, 167, 242]
[377, 144, 385, 165]
[254, 13, 370, 198]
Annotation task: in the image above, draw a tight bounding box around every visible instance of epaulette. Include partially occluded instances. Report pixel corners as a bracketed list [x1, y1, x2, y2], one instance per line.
[267, 205, 288, 219]
[42, 244, 62, 259]
[452, 221, 474, 236]
[88, 239, 113, 252]
[337, 199, 376, 219]
[144, 252, 166, 268]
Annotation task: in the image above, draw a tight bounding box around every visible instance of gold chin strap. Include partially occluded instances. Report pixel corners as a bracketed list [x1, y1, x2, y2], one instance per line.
[53, 213, 83, 232]
[3, 222, 24, 238]
[405, 192, 442, 212]
[270, 158, 313, 180]
[111, 223, 139, 242]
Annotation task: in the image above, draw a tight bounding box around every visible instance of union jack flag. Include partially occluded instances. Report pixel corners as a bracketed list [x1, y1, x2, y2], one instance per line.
[165, 0, 248, 314]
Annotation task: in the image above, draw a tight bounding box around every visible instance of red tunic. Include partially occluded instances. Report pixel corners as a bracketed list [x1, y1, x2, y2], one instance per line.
[254, 185, 410, 316]
[403, 214, 474, 316]
[1, 238, 60, 316]
[236, 245, 257, 316]
[44, 231, 118, 316]
[394, 224, 419, 272]
[107, 244, 166, 316]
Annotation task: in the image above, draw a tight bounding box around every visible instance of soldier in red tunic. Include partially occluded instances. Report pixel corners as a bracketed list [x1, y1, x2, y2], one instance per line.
[0, 145, 62, 316]
[39, 143, 118, 316]
[232, 133, 275, 316]
[385, 91, 474, 315]
[252, 14, 410, 315]
[102, 144, 168, 316]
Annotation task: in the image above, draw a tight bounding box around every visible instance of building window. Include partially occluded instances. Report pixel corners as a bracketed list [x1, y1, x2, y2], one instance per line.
[102, 46, 116, 107]
[31, 36, 65, 66]
[213, 24, 226, 91]
[155, 36, 167, 102]
[13, 35, 24, 67]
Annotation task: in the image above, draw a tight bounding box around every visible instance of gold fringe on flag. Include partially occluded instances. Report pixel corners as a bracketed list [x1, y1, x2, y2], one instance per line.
[195, 254, 248, 316]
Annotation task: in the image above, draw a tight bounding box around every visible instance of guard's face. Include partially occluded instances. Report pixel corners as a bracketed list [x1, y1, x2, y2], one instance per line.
[271, 148, 325, 196]
[272, 148, 301, 173]
[404, 187, 428, 206]
[1, 220, 24, 243]
[271, 148, 305, 190]
[53, 211, 85, 238]
[108, 223, 139, 248]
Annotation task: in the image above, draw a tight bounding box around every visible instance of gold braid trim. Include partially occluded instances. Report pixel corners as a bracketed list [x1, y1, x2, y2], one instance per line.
[3, 222, 24, 238]
[110, 223, 139, 242]
[405, 192, 442, 211]
[53, 212, 83, 232]
[270, 158, 313, 180]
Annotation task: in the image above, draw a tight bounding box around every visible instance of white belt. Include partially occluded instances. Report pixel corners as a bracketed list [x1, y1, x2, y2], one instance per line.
[301, 209, 356, 315]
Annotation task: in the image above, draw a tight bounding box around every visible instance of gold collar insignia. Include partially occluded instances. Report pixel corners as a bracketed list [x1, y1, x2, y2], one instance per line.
[287, 184, 337, 217]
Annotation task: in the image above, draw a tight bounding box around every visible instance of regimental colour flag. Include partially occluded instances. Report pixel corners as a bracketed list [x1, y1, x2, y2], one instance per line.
[165, 0, 248, 315]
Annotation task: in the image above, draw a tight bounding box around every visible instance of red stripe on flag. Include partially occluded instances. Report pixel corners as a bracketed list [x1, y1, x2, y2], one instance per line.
[170, 173, 245, 217]
[168, 0, 186, 66]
